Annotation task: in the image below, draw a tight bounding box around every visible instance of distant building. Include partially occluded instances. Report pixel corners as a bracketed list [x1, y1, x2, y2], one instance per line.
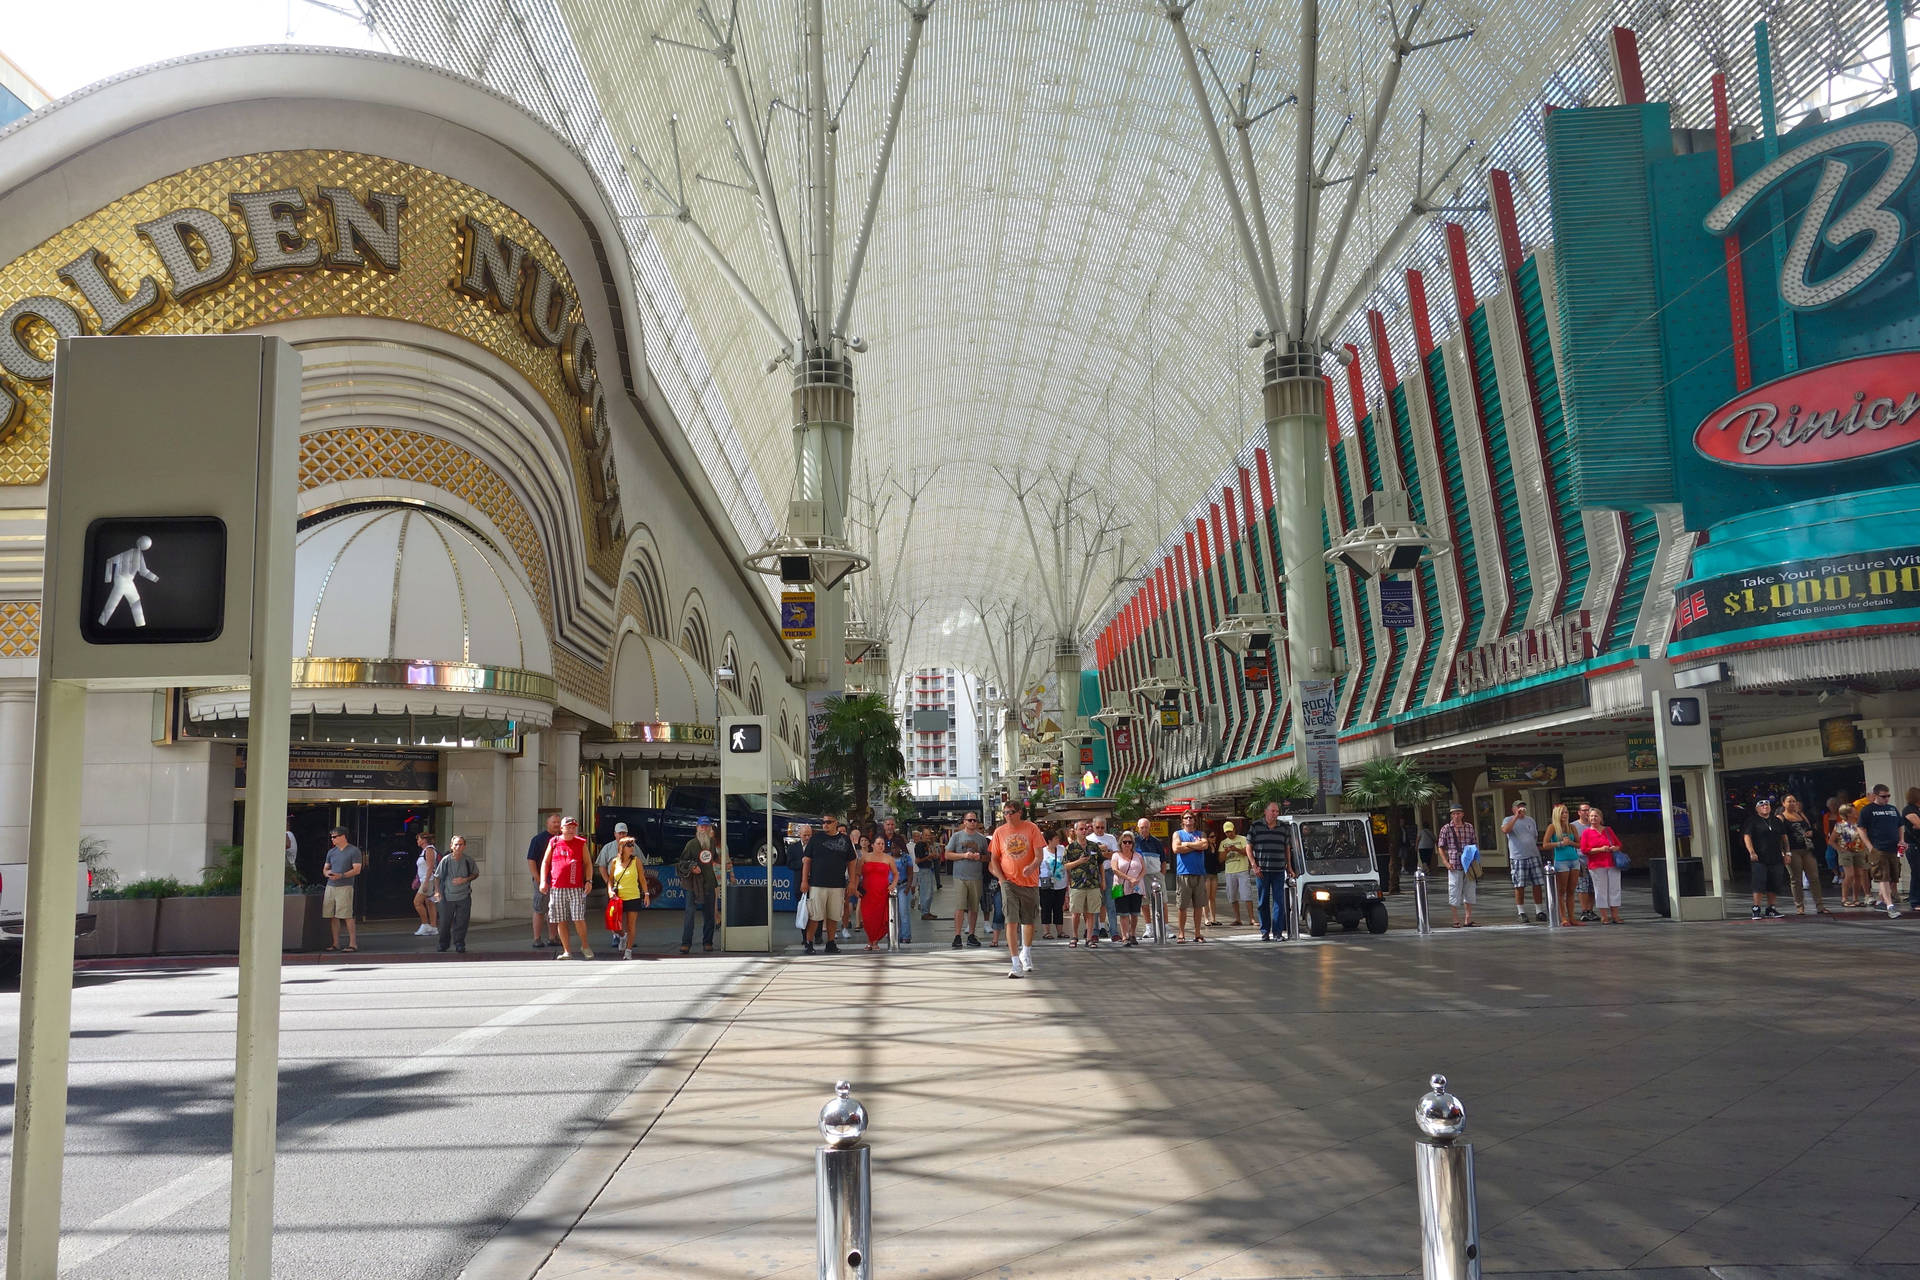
[0, 50, 50, 129]
[900, 668, 993, 799]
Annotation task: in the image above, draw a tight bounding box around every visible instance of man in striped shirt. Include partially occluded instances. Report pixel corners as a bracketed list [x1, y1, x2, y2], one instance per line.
[1248, 802, 1294, 942]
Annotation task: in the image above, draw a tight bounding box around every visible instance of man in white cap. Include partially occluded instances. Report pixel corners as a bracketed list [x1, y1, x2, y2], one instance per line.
[598, 820, 631, 950]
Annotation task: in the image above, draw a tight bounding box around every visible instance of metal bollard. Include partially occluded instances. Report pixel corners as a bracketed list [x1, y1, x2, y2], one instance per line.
[1413, 869, 1432, 936]
[1149, 876, 1169, 945]
[1414, 1074, 1480, 1280]
[1542, 866, 1561, 929]
[817, 1081, 872, 1280]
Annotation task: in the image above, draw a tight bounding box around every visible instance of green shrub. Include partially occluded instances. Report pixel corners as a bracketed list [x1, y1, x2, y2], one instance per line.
[119, 877, 186, 900]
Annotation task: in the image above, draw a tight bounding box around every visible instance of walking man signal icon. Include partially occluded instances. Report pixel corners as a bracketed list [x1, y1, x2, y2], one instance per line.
[728, 723, 763, 753]
[99, 535, 158, 628]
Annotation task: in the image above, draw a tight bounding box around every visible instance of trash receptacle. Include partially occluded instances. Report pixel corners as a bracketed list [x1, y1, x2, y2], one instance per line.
[1648, 857, 1706, 918]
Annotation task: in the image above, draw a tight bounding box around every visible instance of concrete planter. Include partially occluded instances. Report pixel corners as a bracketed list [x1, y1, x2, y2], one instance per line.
[149, 892, 327, 955]
[75, 898, 161, 957]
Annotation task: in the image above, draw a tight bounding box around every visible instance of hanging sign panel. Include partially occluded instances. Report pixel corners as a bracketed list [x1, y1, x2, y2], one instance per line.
[781, 591, 817, 641]
[1377, 577, 1415, 629]
[1300, 679, 1342, 797]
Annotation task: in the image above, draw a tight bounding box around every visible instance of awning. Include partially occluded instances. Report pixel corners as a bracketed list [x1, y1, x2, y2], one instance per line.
[585, 630, 722, 763]
[188, 505, 556, 731]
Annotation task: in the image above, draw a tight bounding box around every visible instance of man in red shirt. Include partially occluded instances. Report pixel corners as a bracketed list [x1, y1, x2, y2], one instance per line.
[989, 799, 1046, 979]
[539, 816, 594, 959]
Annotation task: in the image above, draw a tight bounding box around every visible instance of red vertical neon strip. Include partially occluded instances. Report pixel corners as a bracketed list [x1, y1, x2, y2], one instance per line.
[1368, 310, 1398, 393]
[1610, 26, 1647, 104]
[1490, 167, 1569, 617]
[1713, 74, 1753, 391]
[1344, 347, 1368, 435]
[1445, 219, 1513, 635]
[1323, 375, 1342, 452]
[1407, 268, 1436, 357]
[1255, 448, 1276, 512]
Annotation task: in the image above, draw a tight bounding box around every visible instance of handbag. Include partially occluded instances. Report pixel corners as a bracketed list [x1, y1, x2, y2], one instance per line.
[795, 894, 811, 929]
[604, 896, 624, 931]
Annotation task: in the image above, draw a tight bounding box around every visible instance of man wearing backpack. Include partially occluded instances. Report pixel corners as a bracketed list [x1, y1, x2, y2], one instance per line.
[1436, 803, 1478, 927]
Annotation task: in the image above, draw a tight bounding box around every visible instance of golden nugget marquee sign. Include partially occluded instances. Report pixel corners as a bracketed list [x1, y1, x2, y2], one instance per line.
[0, 150, 622, 558]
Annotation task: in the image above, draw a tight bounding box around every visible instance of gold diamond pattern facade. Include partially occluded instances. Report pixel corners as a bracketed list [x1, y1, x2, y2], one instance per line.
[0, 601, 39, 658]
[0, 149, 618, 583]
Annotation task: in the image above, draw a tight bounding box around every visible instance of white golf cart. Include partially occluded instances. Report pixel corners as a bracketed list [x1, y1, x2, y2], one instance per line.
[1281, 812, 1388, 937]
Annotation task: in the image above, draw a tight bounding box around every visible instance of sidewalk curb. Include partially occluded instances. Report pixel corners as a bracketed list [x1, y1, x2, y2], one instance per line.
[456, 961, 783, 1280]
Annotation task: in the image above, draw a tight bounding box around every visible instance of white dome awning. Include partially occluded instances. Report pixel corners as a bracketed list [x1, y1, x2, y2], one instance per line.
[585, 630, 716, 762]
[189, 504, 557, 728]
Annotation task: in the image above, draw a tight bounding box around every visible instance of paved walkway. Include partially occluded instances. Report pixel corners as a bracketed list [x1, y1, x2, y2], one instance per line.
[451, 875, 1920, 1280]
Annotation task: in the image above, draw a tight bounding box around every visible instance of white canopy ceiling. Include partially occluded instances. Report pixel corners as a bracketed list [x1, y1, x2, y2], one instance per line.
[368, 0, 1904, 674]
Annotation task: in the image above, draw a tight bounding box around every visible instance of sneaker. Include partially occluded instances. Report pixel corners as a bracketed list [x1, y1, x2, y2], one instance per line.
[1751, 905, 1763, 920]
[951, 936, 962, 950]
[1889, 905, 1904, 919]
[1763, 906, 1783, 919]
[1007, 965, 1022, 979]
[1019, 946, 1033, 972]
[825, 941, 840, 955]
[581, 946, 595, 960]
[1259, 932, 1271, 941]
[413, 924, 428, 936]
[804, 939, 816, 955]
[622, 948, 633, 960]
[556, 951, 573, 960]
[1533, 911, 1548, 922]
[965, 934, 981, 948]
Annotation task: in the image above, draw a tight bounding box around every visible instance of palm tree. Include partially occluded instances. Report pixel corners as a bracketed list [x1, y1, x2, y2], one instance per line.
[1342, 758, 1445, 890]
[813, 692, 906, 825]
[1110, 774, 1168, 825]
[1245, 771, 1316, 822]
[776, 777, 851, 817]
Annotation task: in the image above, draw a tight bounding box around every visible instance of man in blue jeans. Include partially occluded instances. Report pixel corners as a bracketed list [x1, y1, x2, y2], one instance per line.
[1248, 801, 1293, 941]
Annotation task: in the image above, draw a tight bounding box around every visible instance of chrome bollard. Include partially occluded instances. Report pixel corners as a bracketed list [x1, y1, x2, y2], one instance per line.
[817, 1081, 872, 1280]
[1414, 1074, 1480, 1280]
[1542, 866, 1562, 929]
[1413, 869, 1432, 936]
[1150, 876, 1169, 945]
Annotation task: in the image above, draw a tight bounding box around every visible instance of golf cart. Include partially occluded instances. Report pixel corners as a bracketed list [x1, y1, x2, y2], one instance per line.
[1282, 813, 1388, 936]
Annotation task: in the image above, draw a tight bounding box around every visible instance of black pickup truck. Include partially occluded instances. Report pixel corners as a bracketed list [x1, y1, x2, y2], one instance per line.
[594, 787, 804, 865]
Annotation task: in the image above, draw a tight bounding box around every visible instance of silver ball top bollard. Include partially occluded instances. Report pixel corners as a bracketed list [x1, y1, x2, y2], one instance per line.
[1415, 1073, 1465, 1141]
[819, 1080, 868, 1149]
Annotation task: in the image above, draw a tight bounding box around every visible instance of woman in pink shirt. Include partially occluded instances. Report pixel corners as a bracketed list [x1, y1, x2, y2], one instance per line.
[1578, 807, 1626, 925]
[540, 817, 594, 959]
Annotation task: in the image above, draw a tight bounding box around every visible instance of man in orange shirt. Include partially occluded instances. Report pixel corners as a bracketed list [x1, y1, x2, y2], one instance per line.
[990, 798, 1046, 979]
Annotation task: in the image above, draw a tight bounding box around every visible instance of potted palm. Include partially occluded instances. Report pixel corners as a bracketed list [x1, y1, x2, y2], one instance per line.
[1110, 774, 1168, 825]
[1244, 770, 1317, 821]
[1341, 759, 1445, 891]
[813, 692, 905, 827]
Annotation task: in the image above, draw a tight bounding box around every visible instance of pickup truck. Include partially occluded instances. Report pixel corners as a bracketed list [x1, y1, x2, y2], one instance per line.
[0, 860, 97, 976]
[595, 786, 803, 866]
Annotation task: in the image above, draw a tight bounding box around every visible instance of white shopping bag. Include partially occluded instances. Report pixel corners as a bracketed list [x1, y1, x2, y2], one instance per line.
[795, 894, 810, 930]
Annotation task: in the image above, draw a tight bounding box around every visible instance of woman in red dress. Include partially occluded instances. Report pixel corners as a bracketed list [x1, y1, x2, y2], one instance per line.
[856, 836, 896, 950]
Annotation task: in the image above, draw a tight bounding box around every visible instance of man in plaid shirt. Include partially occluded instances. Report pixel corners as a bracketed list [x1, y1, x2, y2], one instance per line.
[1436, 803, 1478, 927]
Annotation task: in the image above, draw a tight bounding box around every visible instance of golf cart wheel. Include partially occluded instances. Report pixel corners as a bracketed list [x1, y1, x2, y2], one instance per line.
[1365, 901, 1389, 934]
[1307, 906, 1329, 937]
[1340, 915, 1359, 932]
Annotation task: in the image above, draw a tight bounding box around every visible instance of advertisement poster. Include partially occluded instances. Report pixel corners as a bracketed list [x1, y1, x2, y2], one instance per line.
[1486, 754, 1564, 786]
[1626, 732, 1657, 772]
[1299, 679, 1342, 797]
[1673, 545, 1920, 648]
[1820, 715, 1865, 757]
[240, 746, 439, 794]
[806, 690, 833, 780]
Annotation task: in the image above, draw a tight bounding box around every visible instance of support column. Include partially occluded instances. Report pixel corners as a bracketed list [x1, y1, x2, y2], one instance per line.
[794, 354, 854, 695]
[1857, 719, 1920, 798]
[0, 679, 35, 857]
[1263, 345, 1335, 802]
[545, 714, 586, 819]
[446, 749, 511, 922]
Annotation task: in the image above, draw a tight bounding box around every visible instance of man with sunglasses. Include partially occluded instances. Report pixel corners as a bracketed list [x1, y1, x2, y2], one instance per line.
[945, 811, 990, 948]
[801, 813, 856, 955]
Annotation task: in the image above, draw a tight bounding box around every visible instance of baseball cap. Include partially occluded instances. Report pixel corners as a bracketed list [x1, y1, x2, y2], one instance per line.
[1223, 821, 1235, 832]
[614, 821, 630, 834]
[1449, 802, 1464, 812]
[696, 815, 714, 826]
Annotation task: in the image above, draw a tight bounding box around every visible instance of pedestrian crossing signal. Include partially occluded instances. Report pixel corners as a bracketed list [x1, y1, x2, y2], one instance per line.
[79, 516, 227, 645]
[728, 723, 764, 753]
